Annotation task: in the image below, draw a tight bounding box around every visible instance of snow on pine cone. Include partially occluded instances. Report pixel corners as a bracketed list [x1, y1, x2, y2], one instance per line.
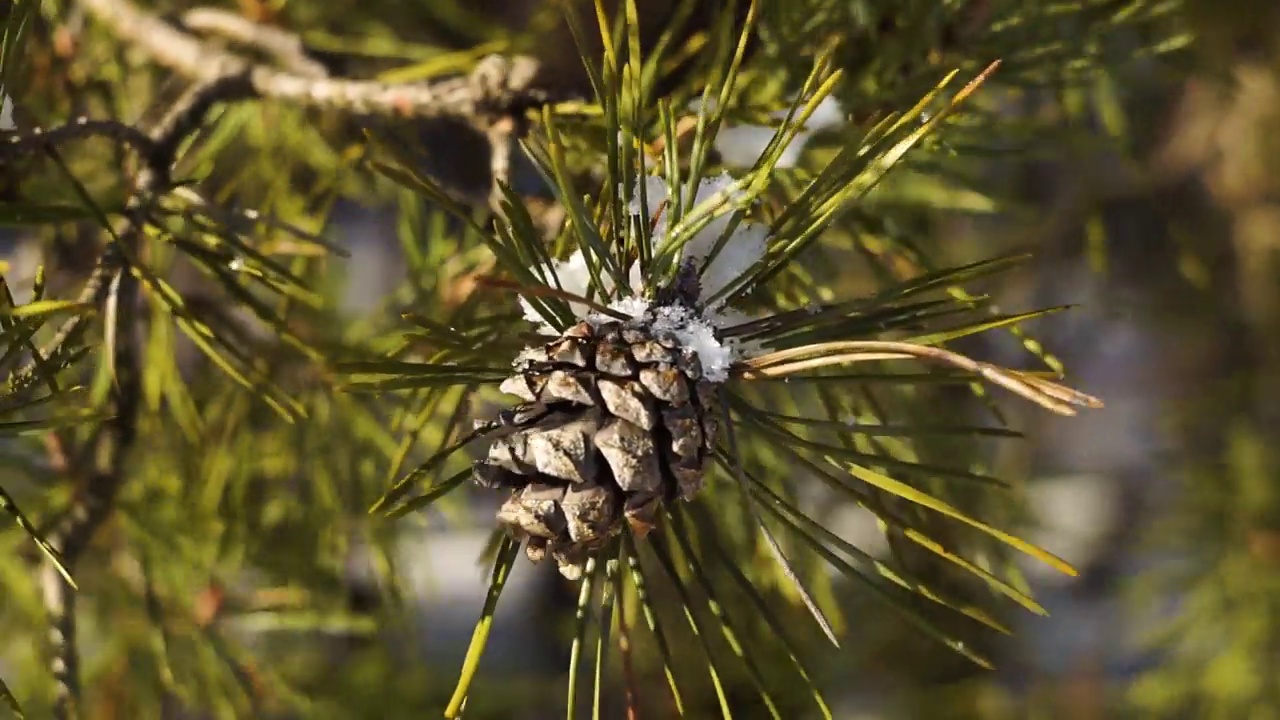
[473, 309, 721, 579]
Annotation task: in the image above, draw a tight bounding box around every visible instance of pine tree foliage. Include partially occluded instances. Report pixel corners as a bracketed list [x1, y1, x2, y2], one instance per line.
[1112, 6, 1280, 715]
[1127, 425, 1280, 717]
[0, 0, 1193, 717]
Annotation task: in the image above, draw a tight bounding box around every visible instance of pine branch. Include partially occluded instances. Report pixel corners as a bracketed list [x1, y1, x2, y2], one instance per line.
[8, 74, 254, 394]
[0, 118, 156, 158]
[72, 0, 547, 217]
[77, 0, 545, 121]
[37, 73, 250, 720]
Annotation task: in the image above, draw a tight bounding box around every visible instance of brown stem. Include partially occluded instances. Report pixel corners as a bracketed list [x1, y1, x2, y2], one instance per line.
[1, 118, 156, 159]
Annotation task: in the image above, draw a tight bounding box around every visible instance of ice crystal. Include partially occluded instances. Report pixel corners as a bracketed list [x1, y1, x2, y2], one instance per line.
[649, 303, 735, 383]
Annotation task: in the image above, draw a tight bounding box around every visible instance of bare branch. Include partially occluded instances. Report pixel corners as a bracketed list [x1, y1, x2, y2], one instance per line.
[0, 118, 156, 159]
[486, 120, 517, 216]
[180, 8, 329, 79]
[475, 54, 541, 214]
[69, 0, 548, 225]
[78, 0, 545, 121]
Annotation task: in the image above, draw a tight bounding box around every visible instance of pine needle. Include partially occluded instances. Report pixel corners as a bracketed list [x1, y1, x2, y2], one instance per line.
[444, 536, 520, 719]
[716, 399, 841, 647]
[738, 340, 1103, 415]
[474, 276, 631, 321]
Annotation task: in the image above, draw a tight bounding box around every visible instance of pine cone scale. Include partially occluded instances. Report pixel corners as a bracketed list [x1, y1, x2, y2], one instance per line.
[561, 481, 617, 543]
[497, 483, 568, 539]
[595, 418, 664, 493]
[598, 377, 657, 429]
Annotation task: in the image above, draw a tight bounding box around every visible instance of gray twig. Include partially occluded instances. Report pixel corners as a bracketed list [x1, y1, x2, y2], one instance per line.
[79, 0, 546, 121]
[486, 120, 516, 216]
[180, 8, 329, 79]
[469, 53, 539, 216]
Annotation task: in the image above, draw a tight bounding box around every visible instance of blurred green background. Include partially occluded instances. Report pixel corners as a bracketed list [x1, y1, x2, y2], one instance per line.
[3, 0, 1280, 718]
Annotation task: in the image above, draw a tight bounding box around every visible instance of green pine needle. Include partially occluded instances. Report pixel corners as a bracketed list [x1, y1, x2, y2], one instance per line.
[444, 535, 521, 719]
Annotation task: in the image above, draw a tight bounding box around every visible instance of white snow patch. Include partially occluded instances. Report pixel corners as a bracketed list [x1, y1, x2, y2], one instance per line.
[0, 88, 15, 131]
[628, 174, 669, 218]
[569, 296, 737, 383]
[518, 251, 591, 327]
[604, 295, 650, 321]
[649, 304, 735, 383]
[627, 171, 767, 305]
[689, 221, 767, 305]
[581, 295, 652, 329]
[521, 170, 767, 334]
[714, 96, 844, 169]
[517, 252, 644, 334]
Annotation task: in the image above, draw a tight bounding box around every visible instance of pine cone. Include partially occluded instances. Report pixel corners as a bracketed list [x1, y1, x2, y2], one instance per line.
[474, 312, 720, 579]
